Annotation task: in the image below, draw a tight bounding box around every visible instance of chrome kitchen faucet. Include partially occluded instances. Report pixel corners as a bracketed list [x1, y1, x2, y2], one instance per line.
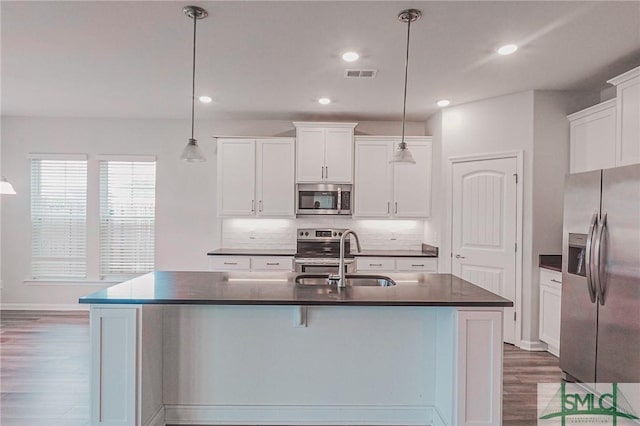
[328, 229, 361, 288]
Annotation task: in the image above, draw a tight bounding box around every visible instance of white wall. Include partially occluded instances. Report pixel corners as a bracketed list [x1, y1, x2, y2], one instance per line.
[0, 116, 425, 307]
[426, 90, 598, 346]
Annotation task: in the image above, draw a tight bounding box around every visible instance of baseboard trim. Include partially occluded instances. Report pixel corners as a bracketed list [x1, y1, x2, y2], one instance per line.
[164, 404, 437, 425]
[145, 405, 165, 426]
[519, 339, 548, 351]
[0, 303, 89, 311]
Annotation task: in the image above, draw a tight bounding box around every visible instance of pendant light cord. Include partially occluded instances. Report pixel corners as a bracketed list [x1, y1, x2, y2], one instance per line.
[400, 17, 411, 149]
[191, 14, 197, 140]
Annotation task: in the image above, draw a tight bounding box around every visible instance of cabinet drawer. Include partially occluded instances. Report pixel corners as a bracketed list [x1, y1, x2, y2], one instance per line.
[251, 256, 293, 271]
[396, 258, 437, 272]
[209, 256, 251, 271]
[356, 257, 395, 271]
[539, 268, 562, 287]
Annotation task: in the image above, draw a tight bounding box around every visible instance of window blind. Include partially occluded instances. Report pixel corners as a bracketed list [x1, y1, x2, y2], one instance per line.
[30, 158, 88, 279]
[99, 160, 156, 280]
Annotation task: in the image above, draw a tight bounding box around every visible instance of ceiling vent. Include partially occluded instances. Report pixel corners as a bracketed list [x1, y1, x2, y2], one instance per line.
[344, 69, 378, 79]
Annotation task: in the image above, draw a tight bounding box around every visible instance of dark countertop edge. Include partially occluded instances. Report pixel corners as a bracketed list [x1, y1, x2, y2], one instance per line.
[207, 244, 439, 258]
[78, 299, 512, 307]
[539, 254, 562, 272]
[207, 250, 296, 256]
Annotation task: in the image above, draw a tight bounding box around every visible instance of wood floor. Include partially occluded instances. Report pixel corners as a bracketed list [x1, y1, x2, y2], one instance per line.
[0, 310, 562, 425]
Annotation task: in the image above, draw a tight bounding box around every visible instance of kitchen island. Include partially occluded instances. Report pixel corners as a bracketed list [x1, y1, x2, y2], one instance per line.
[80, 271, 511, 426]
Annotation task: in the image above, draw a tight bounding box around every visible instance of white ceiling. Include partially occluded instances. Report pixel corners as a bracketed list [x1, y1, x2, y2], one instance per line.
[2, 1, 639, 121]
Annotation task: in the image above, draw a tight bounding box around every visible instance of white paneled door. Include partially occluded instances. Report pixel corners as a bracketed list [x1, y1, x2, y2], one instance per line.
[452, 157, 517, 343]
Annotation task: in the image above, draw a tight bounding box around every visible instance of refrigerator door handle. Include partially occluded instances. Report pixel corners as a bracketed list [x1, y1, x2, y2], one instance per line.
[594, 212, 608, 306]
[585, 213, 599, 303]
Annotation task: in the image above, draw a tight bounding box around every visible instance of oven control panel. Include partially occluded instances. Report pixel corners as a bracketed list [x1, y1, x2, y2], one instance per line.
[297, 228, 347, 241]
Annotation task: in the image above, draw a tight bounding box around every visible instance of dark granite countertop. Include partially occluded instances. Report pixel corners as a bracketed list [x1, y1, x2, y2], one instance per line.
[355, 250, 437, 258]
[539, 254, 562, 272]
[207, 244, 438, 258]
[79, 271, 511, 307]
[207, 249, 296, 256]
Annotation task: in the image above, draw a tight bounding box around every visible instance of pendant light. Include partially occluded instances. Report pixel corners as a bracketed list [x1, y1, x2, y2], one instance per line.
[390, 9, 421, 165]
[0, 176, 16, 195]
[180, 6, 208, 162]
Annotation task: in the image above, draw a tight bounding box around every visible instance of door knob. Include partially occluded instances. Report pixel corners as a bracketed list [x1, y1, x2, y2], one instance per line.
[455, 254, 465, 259]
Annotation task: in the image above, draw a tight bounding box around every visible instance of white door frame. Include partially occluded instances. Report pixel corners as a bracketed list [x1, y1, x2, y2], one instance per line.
[446, 150, 524, 347]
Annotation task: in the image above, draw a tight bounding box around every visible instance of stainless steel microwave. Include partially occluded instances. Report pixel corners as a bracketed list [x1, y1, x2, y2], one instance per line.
[296, 184, 352, 216]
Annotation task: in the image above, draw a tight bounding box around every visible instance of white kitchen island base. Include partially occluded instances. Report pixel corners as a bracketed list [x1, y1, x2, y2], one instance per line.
[89, 304, 503, 426]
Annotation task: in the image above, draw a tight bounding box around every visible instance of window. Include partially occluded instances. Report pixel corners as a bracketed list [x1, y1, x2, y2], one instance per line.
[30, 155, 88, 279]
[99, 160, 156, 280]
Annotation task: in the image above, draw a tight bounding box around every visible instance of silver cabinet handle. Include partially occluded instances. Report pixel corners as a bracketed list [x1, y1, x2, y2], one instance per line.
[395, 202, 398, 214]
[550, 279, 562, 284]
[455, 254, 465, 259]
[259, 200, 263, 212]
[411, 264, 424, 267]
[370, 263, 382, 267]
[594, 212, 607, 305]
[321, 166, 324, 179]
[585, 213, 598, 303]
[251, 200, 255, 212]
[266, 262, 280, 266]
[325, 166, 328, 179]
[387, 202, 390, 214]
[224, 262, 238, 265]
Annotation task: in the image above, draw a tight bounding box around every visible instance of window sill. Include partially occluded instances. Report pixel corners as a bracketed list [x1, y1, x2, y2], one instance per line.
[24, 279, 123, 287]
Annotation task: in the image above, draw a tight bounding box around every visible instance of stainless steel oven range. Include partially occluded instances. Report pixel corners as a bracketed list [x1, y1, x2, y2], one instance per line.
[294, 228, 354, 274]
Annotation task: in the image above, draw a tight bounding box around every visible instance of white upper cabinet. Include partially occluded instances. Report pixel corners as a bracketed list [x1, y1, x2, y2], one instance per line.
[608, 66, 640, 167]
[217, 138, 295, 217]
[217, 139, 256, 216]
[294, 122, 357, 183]
[394, 141, 432, 217]
[354, 136, 432, 219]
[568, 99, 616, 173]
[569, 66, 640, 173]
[354, 140, 393, 216]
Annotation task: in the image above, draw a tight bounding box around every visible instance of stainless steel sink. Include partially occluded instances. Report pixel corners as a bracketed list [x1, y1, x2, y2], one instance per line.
[295, 274, 396, 287]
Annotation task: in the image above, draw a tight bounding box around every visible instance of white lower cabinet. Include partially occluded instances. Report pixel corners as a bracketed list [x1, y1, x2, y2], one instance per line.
[539, 268, 562, 357]
[250, 256, 293, 271]
[209, 256, 294, 272]
[354, 136, 432, 218]
[356, 257, 437, 274]
[209, 256, 251, 271]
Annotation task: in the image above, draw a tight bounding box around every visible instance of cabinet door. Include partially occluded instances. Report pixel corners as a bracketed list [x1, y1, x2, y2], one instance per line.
[354, 141, 392, 217]
[296, 127, 325, 182]
[324, 128, 353, 183]
[570, 104, 616, 173]
[539, 280, 562, 357]
[209, 256, 251, 271]
[393, 141, 432, 218]
[256, 139, 295, 217]
[616, 77, 640, 166]
[217, 139, 256, 216]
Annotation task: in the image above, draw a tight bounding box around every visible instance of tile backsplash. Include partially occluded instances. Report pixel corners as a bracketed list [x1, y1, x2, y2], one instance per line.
[221, 217, 427, 250]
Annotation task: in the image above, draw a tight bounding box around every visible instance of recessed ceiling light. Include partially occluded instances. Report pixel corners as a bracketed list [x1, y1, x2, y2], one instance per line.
[342, 51, 360, 62]
[497, 44, 518, 55]
[199, 96, 212, 103]
[318, 97, 331, 105]
[437, 99, 450, 107]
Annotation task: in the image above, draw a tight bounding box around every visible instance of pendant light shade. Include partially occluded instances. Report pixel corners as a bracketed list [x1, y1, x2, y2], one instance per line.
[390, 9, 421, 165]
[181, 138, 206, 163]
[0, 176, 16, 195]
[180, 6, 208, 163]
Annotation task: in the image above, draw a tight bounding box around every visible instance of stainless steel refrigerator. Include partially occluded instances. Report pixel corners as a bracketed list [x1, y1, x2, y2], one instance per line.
[560, 164, 640, 383]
